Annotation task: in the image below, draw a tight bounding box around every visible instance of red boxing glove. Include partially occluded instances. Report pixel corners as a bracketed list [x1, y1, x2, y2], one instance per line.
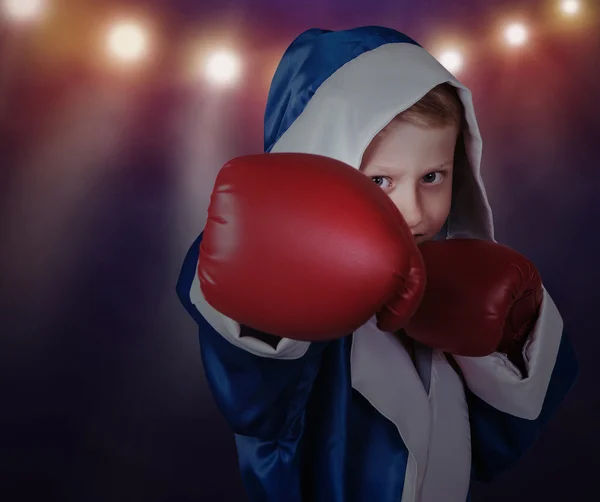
[405, 239, 543, 358]
[199, 153, 425, 341]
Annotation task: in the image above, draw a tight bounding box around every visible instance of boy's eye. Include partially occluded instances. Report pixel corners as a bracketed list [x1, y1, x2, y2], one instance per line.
[370, 176, 392, 189]
[422, 172, 444, 184]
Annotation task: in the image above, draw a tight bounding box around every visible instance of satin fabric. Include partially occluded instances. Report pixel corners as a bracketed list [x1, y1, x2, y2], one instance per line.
[263, 26, 420, 153]
[176, 234, 579, 501]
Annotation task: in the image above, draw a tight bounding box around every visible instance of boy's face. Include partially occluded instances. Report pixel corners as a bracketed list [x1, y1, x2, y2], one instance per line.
[360, 120, 458, 244]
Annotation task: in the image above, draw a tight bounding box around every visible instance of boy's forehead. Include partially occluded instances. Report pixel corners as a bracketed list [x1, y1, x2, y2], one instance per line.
[362, 122, 459, 172]
[368, 122, 459, 154]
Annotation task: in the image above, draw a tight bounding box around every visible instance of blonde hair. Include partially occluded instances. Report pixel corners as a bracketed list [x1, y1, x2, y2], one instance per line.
[393, 83, 464, 128]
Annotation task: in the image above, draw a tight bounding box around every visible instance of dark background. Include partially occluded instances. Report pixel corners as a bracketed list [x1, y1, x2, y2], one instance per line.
[1, 0, 598, 500]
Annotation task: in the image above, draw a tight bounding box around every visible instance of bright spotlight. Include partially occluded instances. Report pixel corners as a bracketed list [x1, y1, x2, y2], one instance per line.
[438, 49, 464, 74]
[560, 0, 581, 16]
[504, 23, 528, 46]
[204, 50, 242, 86]
[1, 0, 47, 23]
[106, 21, 150, 63]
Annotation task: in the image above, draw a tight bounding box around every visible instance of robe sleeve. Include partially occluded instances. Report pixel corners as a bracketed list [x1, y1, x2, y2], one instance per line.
[452, 288, 579, 481]
[175, 233, 327, 441]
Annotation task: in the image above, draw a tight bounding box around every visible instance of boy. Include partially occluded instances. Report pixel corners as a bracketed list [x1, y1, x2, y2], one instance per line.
[176, 26, 578, 502]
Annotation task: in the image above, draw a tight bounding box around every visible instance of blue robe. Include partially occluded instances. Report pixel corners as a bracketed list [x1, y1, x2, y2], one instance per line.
[177, 234, 578, 502]
[177, 26, 579, 501]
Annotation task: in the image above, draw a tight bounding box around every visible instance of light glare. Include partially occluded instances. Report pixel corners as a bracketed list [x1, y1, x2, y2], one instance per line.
[438, 50, 464, 74]
[504, 23, 528, 46]
[1, 0, 46, 22]
[204, 50, 241, 86]
[106, 21, 149, 63]
[560, 0, 580, 16]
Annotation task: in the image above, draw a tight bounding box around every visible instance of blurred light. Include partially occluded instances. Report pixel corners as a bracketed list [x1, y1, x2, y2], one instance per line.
[204, 50, 241, 86]
[560, 0, 580, 16]
[106, 21, 149, 63]
[438, 49, 464, 74]
[504, 23, 528, 46]
[1, 0, 47, 23]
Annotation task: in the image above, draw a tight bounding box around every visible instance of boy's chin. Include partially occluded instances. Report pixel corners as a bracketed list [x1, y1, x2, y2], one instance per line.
[413, 226, 448, 245]
[414, 233, 444, 245]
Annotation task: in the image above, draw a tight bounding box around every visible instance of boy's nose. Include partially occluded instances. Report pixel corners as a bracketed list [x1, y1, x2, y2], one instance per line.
[390, 191, 424, 231]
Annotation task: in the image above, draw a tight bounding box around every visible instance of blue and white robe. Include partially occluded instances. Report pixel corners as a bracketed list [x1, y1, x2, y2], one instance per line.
[177, 26, 579, 502]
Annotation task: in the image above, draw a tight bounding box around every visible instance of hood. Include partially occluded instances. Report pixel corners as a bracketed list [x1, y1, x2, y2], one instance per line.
[264, 26, 494, 241]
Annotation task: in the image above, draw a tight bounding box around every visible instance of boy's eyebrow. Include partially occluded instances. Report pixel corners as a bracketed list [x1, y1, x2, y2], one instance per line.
[425, 160, 454, 171]
[365, 159, 454, 173]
